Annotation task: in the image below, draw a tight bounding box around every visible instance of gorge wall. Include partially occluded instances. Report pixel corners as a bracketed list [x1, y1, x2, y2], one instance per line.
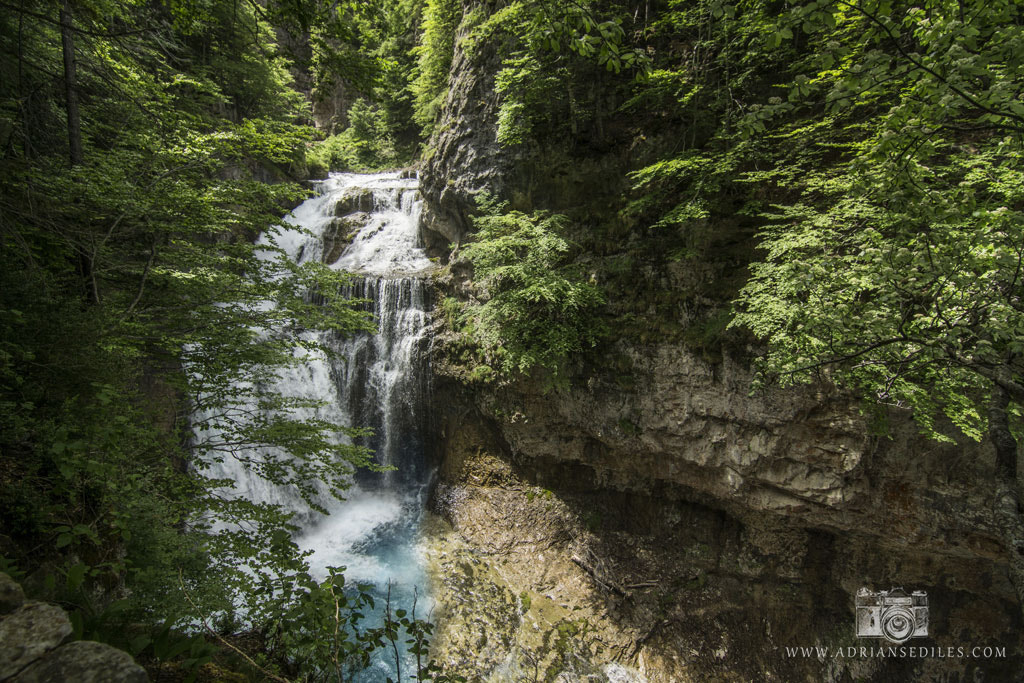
[416, 4, 1023, 681]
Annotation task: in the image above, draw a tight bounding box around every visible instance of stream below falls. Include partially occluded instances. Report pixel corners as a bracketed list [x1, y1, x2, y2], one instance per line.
[198, 171, 437, 681]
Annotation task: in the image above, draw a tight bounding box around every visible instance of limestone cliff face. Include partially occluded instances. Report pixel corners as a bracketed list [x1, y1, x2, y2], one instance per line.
[445, 344, 1003, 554]
[419, 2, 633, 257]
[419, 9, 506, 254]
[423, 337, 1018, 680]
[418, 7, 1022, 681]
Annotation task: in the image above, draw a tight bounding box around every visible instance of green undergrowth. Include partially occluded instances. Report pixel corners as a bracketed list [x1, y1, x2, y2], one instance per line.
[441, 195, 606, 386]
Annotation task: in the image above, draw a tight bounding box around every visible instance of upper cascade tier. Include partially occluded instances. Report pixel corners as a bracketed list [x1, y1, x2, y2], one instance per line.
[267, 171, 435, 277]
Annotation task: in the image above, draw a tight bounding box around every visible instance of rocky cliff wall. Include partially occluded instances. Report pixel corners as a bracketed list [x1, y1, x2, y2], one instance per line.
[417, 4, 1023, 681]
[419, 6, 505, 254]
[424, 337, 1018, 680]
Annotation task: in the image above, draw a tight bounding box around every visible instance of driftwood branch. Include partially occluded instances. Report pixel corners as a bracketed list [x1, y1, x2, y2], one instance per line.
[177, 569, 291, 683]
[571, 551, 630, 599]
[630, 618, 678, 659]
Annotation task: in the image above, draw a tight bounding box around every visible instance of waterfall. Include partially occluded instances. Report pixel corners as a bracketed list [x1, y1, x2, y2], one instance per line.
[194, 171, 435, 680]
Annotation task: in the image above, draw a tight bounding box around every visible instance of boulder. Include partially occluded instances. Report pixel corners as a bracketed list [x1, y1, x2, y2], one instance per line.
[0, 573, 23, 615]
[0, 602, 71, 679]
[10, 640, 148, 683]
[322, 214, 365, 264]
[334, 189, 374, 216]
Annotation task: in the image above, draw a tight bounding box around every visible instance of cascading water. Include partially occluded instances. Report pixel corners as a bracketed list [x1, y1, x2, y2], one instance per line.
[196, 171, 436, 680]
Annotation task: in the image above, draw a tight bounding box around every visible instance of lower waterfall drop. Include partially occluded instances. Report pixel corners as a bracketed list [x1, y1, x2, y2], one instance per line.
[200, 171, 437, 681]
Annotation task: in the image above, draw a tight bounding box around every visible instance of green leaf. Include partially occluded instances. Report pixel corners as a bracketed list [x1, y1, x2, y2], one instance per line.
[66, 563, 87, 592]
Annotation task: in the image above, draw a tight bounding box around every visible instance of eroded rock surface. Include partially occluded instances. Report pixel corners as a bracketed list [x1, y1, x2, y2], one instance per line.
[322, 214, 365, 264]
[0, 602, 72, 680]
[425, 419, 1020, 681]
[11, 641, 147, 683]
[0, 574, 148, 682]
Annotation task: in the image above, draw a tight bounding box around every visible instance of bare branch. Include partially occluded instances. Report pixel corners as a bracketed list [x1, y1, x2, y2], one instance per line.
[0, 1, 161, 38]
[834, 0, 1024, 130]
[177, 569, 292, 683]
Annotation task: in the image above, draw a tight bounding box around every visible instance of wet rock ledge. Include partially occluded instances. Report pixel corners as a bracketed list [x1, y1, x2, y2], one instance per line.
[0, 572, 147, 682]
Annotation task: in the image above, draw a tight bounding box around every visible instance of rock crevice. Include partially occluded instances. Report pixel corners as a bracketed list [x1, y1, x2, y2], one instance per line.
[417, 1, 1023, 677]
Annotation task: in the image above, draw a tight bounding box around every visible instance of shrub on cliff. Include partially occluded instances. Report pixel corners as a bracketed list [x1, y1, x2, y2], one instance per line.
[454, 195, 606, 382]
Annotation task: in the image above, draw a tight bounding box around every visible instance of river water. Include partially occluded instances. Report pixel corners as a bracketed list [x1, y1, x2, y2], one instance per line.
[197, 171, 436, 680]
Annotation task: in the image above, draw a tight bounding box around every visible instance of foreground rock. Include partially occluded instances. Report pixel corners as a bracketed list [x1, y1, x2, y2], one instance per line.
[0, 573, 148, 682]
[0, 602, 73, 680]
[426, 425, 1021, 681]
[10, 641, 147, 683]
[0, 574, 24, 615]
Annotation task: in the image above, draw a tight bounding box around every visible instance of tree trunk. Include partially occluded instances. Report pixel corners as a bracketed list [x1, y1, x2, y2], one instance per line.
[61, 0, 99, 303]
[17, 6, 33, 159]
[989, 387, 1024, 617]
[60, 0, 82, 166]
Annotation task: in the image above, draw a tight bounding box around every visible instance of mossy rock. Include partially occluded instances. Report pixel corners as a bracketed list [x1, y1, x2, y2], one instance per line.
[334, 189, 374, 216]
[321, 215, 365, 264]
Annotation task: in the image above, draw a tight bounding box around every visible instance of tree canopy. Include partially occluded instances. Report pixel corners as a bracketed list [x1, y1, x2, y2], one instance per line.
[0, 0, 447, 677]
[2, 0, 1023, 676]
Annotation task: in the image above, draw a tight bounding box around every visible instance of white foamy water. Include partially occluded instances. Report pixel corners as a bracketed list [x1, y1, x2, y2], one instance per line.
[193, 171, 436, 680]
[260, 172, 433, 276]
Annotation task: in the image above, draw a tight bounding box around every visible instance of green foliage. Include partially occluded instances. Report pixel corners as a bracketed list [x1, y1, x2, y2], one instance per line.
[275, 0, 388, 99]
[411, 0, 650, 146]
[308, 0, 425, 170]
[725, 0, 1024, 444]
[518, 590, 532, 613]
[307, 98, 401, 172]
[494, 53, 567, 146]
[463, 0, 648, 148]
[0, 0, 437, 678]
[411, 0, 462, 135]
[615, 0, 1022, 445]
[624, 0, 796, 233]
[455, 195, 606, 380]
[263, 568, 463, 682]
